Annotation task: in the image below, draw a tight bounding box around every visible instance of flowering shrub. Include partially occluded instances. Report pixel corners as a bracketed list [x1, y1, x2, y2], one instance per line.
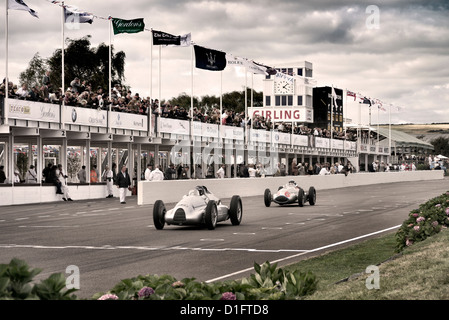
[0, 258, 78, 300]
[395, 191, 449, 252]
[92, 261, 317, 300]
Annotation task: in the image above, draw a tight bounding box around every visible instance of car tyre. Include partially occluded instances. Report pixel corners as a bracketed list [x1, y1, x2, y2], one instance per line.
[298, 188, 305, 207]
[264, 189, 272, 207]
[229, 195, 243, 225]
[153, 200, 166, 230]
[308, 186, 316, 205]
[205, 200, 218, 230]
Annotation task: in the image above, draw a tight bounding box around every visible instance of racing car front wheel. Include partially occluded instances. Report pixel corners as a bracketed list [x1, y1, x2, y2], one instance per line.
[308, 187, 316, 205]
[298, 188, 305, 207]
[205, 200, 218, 230]
[229, 195, 242, 225]
[264, 189, 272, 207]
[153, 200, 166, 230]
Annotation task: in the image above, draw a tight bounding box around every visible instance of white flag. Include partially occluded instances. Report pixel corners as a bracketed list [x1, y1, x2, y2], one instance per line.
[246, 60, 277, 76]
[64, 6, 94, 24]
[8, 0, 38, 18]
[178, 33, 192, 47]
[226, 54, 248, 68]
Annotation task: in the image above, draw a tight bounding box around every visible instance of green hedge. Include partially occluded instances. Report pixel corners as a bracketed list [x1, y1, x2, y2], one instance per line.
[0, 259, 317, 300]
[395, 190, 449, 252]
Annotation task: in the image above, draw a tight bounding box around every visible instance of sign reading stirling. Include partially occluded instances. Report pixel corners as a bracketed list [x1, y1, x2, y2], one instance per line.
[252, 107, 313, 123]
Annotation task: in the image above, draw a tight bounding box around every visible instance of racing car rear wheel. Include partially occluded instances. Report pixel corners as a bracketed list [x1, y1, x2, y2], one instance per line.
[153, 200, 166, 230]
[308, 186, 316, 205]
[264, 189, 272, 207]
[229, 195, 242, 225]
[205, 200, 218, 230]
[298, 188, 305, 207]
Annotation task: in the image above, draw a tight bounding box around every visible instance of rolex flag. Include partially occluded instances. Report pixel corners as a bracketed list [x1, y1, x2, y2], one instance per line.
[194, 45, 226, 71]
[112, 18, 145, 35]
[8, 0, 38, 18]
[226, 54, 248, 68]
[64, 6, 94, 24]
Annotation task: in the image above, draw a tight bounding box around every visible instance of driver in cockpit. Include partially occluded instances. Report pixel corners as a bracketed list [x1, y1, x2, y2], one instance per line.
[286, 180, 299, 189]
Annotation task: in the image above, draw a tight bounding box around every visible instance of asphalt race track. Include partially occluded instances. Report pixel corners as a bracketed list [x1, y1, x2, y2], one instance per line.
[1, 177, 448, 299]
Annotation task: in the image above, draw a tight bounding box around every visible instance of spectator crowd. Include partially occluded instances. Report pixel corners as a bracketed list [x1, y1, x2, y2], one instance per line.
[2, 75, 358, 142]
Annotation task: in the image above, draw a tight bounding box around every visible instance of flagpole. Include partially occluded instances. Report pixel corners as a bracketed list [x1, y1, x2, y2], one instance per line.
[245, 69, 248, 146]
[61, 2, 66, 127]
[389, 103, 392, 163]
[190, 43, 194, 146]
[149, 29, 153, 136]
[251, 72, 254, 131]
[158, 45, 161, 114]
[330, 85, 334, 154]
[5, 0, 9, 125]
[108, 17, 112, 113]
[219, 70, 223, 142]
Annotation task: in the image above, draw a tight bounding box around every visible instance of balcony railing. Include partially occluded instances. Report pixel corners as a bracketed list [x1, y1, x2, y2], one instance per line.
[1, 98, 390, 155]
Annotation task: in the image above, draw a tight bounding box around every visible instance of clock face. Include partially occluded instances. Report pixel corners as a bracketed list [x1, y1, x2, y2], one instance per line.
[274, 79, 294, 94]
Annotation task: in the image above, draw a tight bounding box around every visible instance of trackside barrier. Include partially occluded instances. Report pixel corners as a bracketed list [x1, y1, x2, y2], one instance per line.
[137, 170, 444, 205]
[0, 171, 443, 207]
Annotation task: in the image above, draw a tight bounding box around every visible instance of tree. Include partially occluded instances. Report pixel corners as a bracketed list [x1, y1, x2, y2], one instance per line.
[20, 36, 126, 93]
[19, 53, 47, 88]
[430, 137, 449, 156]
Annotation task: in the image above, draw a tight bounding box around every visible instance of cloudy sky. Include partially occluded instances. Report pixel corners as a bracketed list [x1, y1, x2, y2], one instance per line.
[1, 0, 448, 125]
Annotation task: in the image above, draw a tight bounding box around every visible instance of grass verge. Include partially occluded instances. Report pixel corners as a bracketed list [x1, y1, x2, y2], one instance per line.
[283, 228, 449, 300]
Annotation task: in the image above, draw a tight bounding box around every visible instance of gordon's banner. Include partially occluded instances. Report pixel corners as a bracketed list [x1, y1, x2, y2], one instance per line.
[112, 18, 145, 35]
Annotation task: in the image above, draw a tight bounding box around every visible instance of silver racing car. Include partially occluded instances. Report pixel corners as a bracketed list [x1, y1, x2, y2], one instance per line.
[264, 180, 316, 207]
[153, 186, 243, 230]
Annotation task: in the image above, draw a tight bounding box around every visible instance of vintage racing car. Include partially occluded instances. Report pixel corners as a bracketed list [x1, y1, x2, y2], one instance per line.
[264, 180, 316, 207]
[153, 186, 243, 230]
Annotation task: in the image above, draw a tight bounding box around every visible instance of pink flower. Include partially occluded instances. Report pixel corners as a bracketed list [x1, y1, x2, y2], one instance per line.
[432, 221, 439, 227]
[446, 208, 449, 215]
[435, 204, 441, 208]
[412, 213, 419, 217]
[406, 239, 413, 246]
[97, 293, 119, 300]
[414, 226, 420, 231]
[416, 217, 425, 223]
[138, 287, 155, 298]
[220, 292, 237, 300]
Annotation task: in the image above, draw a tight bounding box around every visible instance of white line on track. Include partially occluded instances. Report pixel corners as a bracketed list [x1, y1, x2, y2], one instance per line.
[0, 243, 307, 254]
[205, 225, 401, 283]
[18, 225, 79, 228]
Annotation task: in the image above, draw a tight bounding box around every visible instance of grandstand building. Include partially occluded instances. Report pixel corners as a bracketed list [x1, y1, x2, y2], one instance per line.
[0, 61, 434, 205]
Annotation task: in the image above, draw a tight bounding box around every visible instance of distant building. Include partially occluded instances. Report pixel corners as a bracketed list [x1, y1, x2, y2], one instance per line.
[258, 61, 315, 124]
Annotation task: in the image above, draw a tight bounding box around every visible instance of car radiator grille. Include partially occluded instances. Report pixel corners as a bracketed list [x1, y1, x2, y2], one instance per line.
[173, 208, 187, 224]
[275, 196, 289, 203]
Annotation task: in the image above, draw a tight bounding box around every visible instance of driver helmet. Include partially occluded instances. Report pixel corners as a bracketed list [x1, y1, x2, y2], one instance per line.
[288, 180, 297, 187]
